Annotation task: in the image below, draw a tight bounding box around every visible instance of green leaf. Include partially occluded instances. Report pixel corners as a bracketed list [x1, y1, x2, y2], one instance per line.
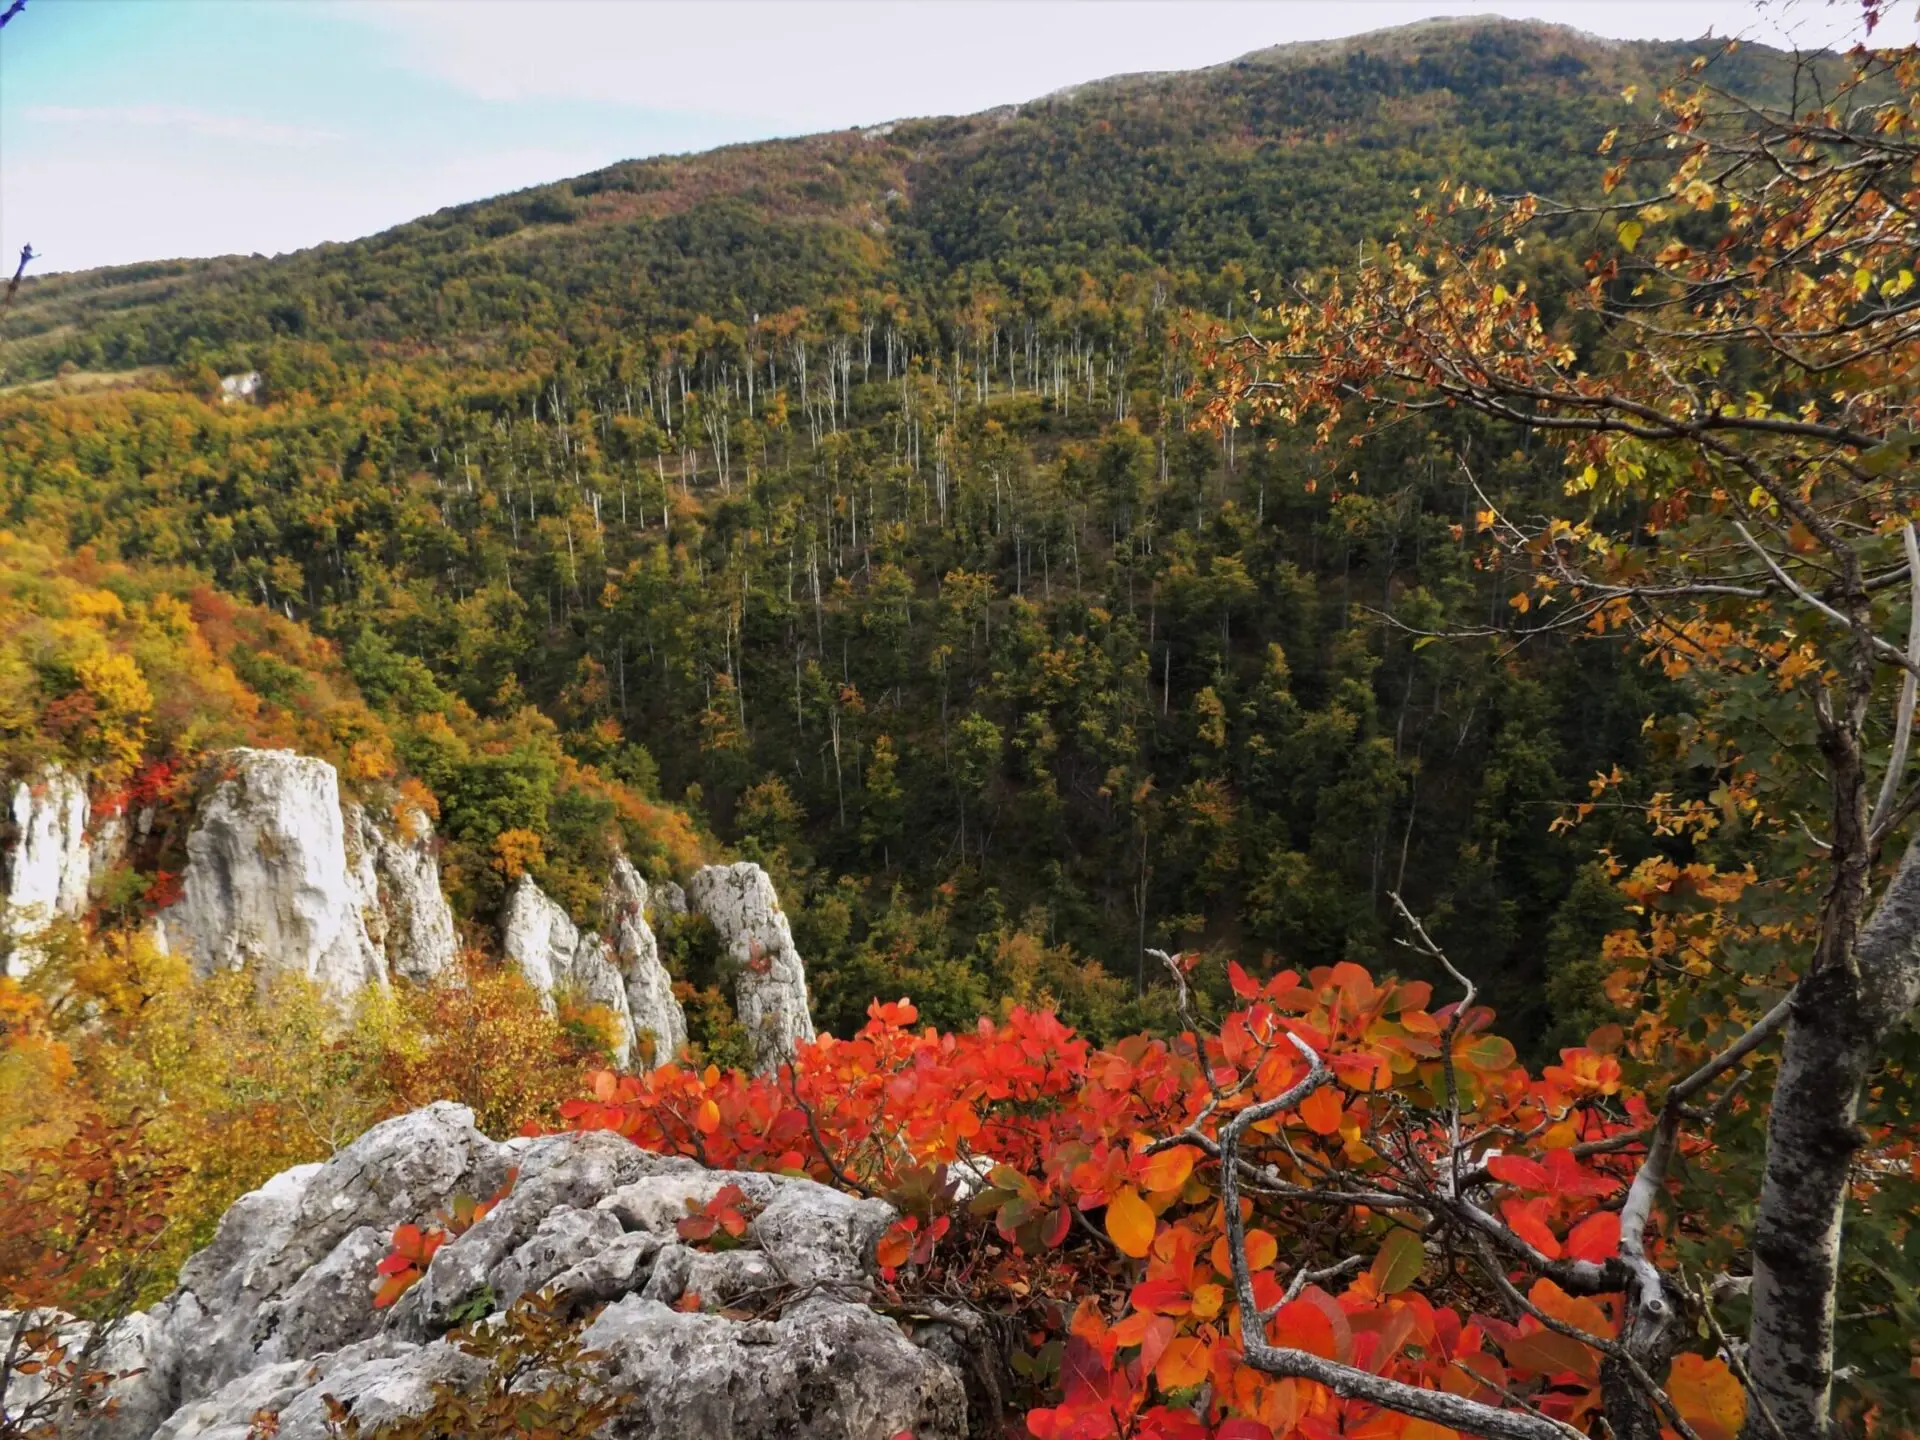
[1859, 430, 1918, 477]
[1370, 1228, 1426, 1294]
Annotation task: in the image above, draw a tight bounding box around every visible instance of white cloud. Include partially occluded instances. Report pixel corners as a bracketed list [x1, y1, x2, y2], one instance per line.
[22, 104, 341, 148]
[342, 0, 1904, 129]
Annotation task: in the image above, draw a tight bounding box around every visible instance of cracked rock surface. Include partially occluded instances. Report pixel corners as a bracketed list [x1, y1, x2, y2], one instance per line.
[19, 1103, 988, 1440]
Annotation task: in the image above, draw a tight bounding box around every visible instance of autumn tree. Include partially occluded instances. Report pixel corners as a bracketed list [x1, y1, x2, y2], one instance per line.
[1201, 32, 1920, 1440]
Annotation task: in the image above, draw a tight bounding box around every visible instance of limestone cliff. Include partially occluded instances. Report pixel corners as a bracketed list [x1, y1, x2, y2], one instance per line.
[498, 872, 638, 1066]
[3, 764, 92, 955]
[686, 862, 815, 1074]
[346, 803, 458, 983]
[604, 855, 688, 1064]
[155, 749, 459, 995]
[155, 749, 387, 995]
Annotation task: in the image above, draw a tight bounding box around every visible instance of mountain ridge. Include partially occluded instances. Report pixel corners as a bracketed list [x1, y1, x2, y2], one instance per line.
[0, 15, 1801, 383]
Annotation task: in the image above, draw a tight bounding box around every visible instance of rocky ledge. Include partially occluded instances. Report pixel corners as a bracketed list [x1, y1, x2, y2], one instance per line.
[6, 1104, 996, 1440]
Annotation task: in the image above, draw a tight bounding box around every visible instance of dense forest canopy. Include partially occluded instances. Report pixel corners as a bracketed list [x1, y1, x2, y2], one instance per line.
[0, 18, 1760, 1041]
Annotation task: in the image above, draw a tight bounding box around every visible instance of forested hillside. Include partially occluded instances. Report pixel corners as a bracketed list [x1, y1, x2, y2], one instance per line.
[9, 12, 1920, 1438]
[0, 18, 1778, 1045]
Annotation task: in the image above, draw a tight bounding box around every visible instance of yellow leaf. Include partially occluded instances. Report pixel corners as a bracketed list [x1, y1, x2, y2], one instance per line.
[1105, 1186, 1156, 1258]
[1190, 1283, 1224, 1320]
[1667, 1353, 1746, 1440]
[1616, 220, 1643, 252]
[1854, 267, 1874, 296]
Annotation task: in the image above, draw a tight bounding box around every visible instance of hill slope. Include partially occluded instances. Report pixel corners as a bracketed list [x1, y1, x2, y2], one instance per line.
[1, 18, 1791, 381]
[0, 18, 1812, 1046]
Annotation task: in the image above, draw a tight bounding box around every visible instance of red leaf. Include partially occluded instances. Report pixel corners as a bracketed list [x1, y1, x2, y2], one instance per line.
[1565, 1210, 1621, 1263]
[1060, 1334, 1114, 1406]
[1485, 1154, 1549, 1189]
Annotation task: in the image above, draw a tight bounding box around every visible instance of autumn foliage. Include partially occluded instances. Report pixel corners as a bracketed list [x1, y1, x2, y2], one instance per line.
[556, 963, 1747, 1440]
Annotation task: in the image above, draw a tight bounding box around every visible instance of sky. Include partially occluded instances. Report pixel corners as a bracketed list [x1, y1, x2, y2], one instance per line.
[2, 0, 1914, 275]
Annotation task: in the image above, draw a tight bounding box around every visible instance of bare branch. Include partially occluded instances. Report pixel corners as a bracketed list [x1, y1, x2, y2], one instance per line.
[1870, 522, 1920, 835]
[1213, 1029, 1587, 1440]
[1733, 521, 1920, 679]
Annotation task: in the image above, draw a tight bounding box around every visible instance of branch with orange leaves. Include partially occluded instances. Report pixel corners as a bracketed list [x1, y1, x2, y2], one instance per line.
[1212, 1027, 1589, 1440]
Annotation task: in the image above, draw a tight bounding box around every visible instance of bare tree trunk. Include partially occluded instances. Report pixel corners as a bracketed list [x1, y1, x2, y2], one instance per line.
[1746, 836, 1920, 1437]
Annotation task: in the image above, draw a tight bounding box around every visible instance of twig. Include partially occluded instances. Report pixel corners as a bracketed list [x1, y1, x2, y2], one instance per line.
[1390, 891, 1472, 1199]
[1615, 996, 1791, 1339]
[1682, 1269, 1790, 1440]
[1216, 1029, 1585, 1440]
[1734, 521, 1920, 678]
[780, 1061, 874, 1198]
[1870, 522, 1920, 834]
[0, 242, 34, 343]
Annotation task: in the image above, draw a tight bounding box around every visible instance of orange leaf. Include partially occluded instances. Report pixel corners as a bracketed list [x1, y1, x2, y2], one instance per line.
[1140, 1146, 1197, 1195]
[1666, 1354, 1746, 1440]
[1500, 1197, 1561, 1259]
[876, 1222, 914, 1270]
[1243, 1229, 1278, 1271]
[695, 1098, 721, 1134]
[1105, 1186, 1156, 1258]
[1503, 1328, 1598, 1383]
[1300, 1086, 1344, 1136]
[1485, 1154, 1548, 1189]
[1270, 1298, 1337, 1360]
[1527, 1278, 1612, 1341]
[1154, 1336, 1210, 1391]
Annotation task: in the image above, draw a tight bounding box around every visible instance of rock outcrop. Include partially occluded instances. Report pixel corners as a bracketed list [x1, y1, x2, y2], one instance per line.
[687, 862, 815, 1074]
[603, 856, 687, 1064]
[499, 873, 638, 1067]
[155, 750, 387, 996]
[4, 764, 92, 955]
[154, 750, 459, 995]
[346, 804, 458, 983]
[500, 864, 692, 1069]
[18, 1103, 989, 1440]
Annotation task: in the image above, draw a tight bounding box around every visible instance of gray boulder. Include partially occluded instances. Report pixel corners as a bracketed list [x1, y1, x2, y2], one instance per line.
[67, 1104, 991, 1440]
